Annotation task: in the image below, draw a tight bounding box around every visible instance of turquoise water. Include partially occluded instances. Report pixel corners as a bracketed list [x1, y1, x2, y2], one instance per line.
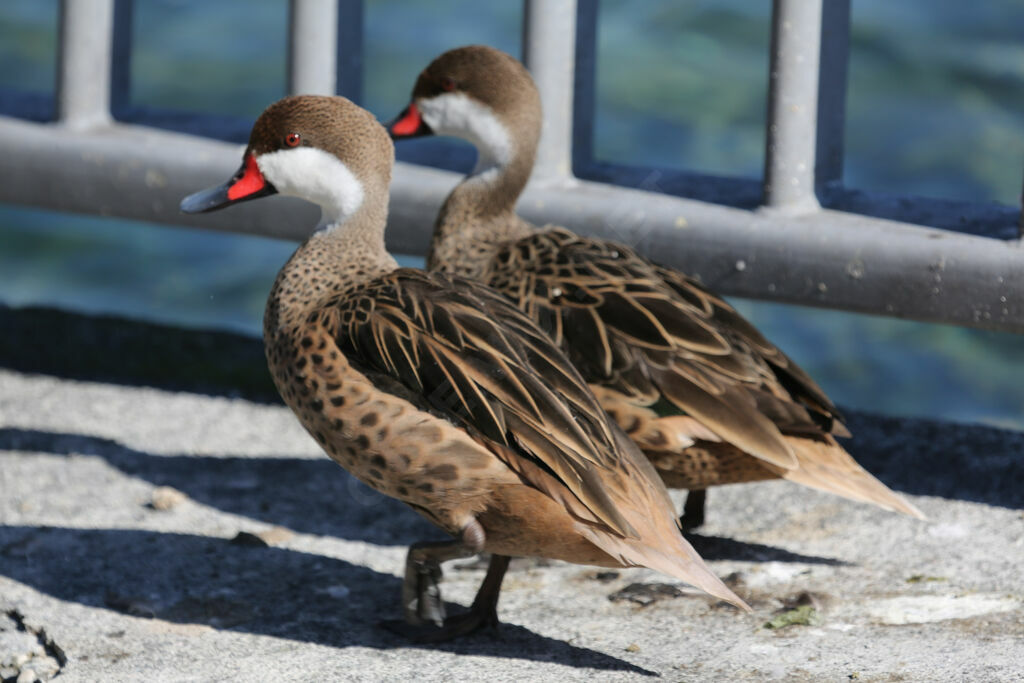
[1, 1, 1023, 429]
[593, 0, 1024, 203]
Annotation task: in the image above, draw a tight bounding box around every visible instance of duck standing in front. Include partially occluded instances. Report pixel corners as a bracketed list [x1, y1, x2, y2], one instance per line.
[180, 94, 747, 641]
[387, 45, 924, 529]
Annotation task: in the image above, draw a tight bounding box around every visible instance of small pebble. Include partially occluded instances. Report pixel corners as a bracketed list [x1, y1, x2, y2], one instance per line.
[609, 583, 687, 607]
[149, 486, 187, 511]
[782, 591, 825, 611]
[256, 526, 294, 546]
[33, 656, 61, 678]
[625, 643, 640, 653]
[723, 571, 747, 590]
[230, 527, 294, 548]
[230, 532, 268, 548]
[17, 668, 39, 683]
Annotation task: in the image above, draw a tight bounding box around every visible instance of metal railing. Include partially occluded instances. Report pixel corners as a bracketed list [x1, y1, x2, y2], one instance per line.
[0, 0, 1021, 332]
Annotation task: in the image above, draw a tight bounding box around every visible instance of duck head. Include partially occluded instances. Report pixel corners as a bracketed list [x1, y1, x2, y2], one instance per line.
[182, 95, 392, 227]
[387, 45, 541, 176]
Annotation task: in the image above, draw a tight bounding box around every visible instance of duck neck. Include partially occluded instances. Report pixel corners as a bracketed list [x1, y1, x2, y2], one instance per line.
[428, 136, 538, 277]
[265, 194, 396, 337]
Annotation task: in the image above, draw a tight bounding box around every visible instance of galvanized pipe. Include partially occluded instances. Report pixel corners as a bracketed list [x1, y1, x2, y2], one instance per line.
[521, 0, 577, 184]
[1, 116, 1019, 333]
[815, 0, 850, 190]
[287, 0, 339, 96]
[763, 0, 823, 213]
[57, 0, 115, 129]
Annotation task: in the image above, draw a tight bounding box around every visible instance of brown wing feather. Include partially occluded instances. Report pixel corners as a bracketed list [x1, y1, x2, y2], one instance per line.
[652, 263, 850, 436]
[485, 229, 849, 469]
[332, 267, 641, 538]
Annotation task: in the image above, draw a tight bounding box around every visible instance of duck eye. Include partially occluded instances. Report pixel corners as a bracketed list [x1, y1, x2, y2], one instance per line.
[440, 76, 456, 92]
[285, 132, 302, 147]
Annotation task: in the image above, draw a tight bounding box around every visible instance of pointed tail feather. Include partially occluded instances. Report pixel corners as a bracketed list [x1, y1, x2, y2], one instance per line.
[577, 522, 750, 611]
[782, 436, 926, 520]
[594, 429, 752, 611]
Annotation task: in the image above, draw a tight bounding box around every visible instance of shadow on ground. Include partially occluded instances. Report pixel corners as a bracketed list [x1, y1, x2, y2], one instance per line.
[0, 427, 879, 568]
[683, 533, 850, 566]
[3, 414, 1021, 542]
[0, 427, 434, 545]
[842, 412, 1024, 509]
[0, 305, 278, 403]
[0, 525, 655, 674]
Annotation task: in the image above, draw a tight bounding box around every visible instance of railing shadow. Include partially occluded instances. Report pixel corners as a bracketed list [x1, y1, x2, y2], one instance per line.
[842, 412, 1024, 510]
[0, 524, 654, 674]
[0, 426, 431, 545]
[0, 426, 873, 567]
[0, 304, 280, 404]
[683, 533, 850, 566]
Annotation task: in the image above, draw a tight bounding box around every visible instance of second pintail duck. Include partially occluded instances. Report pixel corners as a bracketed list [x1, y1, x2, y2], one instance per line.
[387, 45, 924, 528]
[181, 94, 747, 641]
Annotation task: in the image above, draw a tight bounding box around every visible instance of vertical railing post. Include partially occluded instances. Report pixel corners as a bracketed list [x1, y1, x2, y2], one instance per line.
[522, 0, 578, 185]
[288, 0, 339, 96]
[762, 0, 823, 214]
[572, 0, 598, 175]
[57, 0, 115, 129]
[815, 0, 851, 198]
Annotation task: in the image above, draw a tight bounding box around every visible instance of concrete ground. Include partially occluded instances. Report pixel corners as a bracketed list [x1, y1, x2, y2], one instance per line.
[1, 308, 1022, 681]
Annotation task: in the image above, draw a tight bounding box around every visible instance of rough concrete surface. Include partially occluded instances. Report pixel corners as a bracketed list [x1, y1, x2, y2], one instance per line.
[1, 356, 1023, 681]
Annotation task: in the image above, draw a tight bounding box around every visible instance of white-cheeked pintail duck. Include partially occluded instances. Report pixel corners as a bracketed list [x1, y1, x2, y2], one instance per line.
[181, 94, 748, 641]
[387, 45, 925, 529]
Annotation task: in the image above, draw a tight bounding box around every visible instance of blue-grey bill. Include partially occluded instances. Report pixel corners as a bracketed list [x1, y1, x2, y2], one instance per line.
[180, 183, 232, 214]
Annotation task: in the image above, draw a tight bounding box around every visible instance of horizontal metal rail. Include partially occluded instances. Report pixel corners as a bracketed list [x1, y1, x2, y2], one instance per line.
[0, 115, 1019, 333]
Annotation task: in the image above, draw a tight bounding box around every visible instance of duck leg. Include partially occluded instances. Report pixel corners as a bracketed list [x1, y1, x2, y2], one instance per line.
[400, 539, 477, 627]
[406, 554, 511, 643]
[382, 520, 510, 642]
[680, 488, 707, 531]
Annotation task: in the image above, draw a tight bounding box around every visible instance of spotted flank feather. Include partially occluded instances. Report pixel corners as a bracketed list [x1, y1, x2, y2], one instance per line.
[332, 268, 646, 538]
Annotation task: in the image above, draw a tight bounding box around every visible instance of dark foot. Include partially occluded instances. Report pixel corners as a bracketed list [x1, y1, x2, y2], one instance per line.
[380, 604, 500, 643]
[400, 536, 481, 626]
[384, 553, 511, 643]
[680, 489, 707, 531]
[405, 553, 446, 626]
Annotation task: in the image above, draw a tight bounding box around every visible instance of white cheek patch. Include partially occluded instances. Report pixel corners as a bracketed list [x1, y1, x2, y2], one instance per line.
[257, 146, 364, 224]
[417, 92, 512, 176]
